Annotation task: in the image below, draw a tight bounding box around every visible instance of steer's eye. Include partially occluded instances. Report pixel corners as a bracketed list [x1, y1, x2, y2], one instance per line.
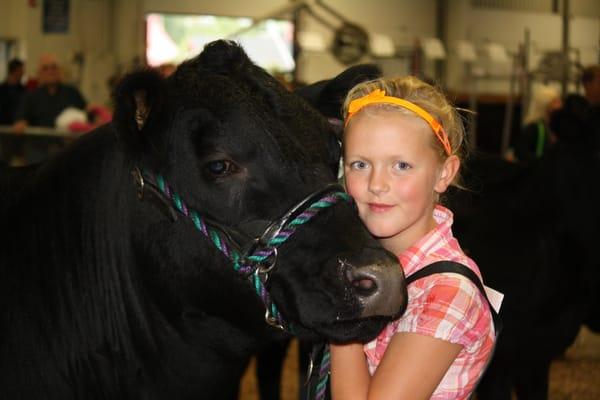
[205, 160, 238, 179]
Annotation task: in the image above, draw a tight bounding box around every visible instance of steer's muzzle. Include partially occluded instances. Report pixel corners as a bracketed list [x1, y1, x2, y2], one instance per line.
[342, 248, 407, 318]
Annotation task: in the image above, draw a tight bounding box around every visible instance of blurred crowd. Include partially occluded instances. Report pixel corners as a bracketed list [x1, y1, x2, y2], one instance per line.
[1, 53, 599, 167]
[0, 55, 177, 166]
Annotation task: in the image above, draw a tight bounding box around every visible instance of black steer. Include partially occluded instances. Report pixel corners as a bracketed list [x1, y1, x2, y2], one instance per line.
[0, 41, 406, 399]
[448, 97, 600, 400]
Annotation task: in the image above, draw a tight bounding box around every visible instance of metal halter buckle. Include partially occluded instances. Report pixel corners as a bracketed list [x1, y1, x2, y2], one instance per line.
[256, 247, 278, 276]
[131, 167, 145, 200]
[264, 306, 285, 330]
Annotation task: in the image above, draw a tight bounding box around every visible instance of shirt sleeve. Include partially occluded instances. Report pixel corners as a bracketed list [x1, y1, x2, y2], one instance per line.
[396, 274, 489, 348]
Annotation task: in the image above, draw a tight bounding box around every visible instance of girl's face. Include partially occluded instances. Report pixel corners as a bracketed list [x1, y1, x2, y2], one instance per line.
[343, 110, 457, 254]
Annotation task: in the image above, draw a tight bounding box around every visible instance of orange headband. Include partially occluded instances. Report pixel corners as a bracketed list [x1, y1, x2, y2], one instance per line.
[345, 89, 452, 156]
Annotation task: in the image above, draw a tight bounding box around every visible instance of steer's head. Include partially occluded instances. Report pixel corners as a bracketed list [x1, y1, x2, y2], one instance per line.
[114, 40, 406, 343]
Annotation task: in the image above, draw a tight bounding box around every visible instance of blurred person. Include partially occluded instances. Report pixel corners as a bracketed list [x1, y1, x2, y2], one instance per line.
[549, 93, 591, 144]
[515, 85, 562, 163]
[581, 65, 600, 106]
[580, 66, 600, 150]
[13, 53, 86, 132]
[11, 54, 86, 163]
[0, 58, 26, 165]
[0, 58, 26, 124]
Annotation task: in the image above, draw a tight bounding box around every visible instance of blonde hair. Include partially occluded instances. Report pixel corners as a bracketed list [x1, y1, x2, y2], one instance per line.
[524, 85, 560, 125]
[342, 75, 467, 189]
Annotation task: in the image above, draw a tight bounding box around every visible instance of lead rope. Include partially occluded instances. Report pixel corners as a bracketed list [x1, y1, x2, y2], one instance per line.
[304, 341, 331, 400]
[315, 344, 331, 400]
[147, 172, 351, 330]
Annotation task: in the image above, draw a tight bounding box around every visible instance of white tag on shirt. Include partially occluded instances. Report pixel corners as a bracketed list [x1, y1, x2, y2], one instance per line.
[484, 285, 504, 313]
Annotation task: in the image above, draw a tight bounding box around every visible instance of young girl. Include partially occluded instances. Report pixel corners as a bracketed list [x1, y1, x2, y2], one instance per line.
[330, 76, 496, 399]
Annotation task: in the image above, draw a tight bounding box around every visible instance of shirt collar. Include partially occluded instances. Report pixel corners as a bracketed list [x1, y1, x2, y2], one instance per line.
[399, 204, 454, 276]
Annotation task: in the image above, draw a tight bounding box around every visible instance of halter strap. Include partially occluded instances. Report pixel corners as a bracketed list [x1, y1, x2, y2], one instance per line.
[132, 167, 352, 331]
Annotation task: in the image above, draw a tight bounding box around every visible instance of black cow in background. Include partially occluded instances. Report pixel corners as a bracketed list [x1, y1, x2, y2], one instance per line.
[0, 41, 408, 399]
[447, 94, 600, 400]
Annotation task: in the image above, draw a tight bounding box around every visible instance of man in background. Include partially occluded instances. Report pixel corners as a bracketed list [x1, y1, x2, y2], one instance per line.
[0, 58, 26, 165]
[581, 65, 600, 106]
[0, 58, 25, 125]
[13, 53, 86, 131]
[11, 53, 86, 164]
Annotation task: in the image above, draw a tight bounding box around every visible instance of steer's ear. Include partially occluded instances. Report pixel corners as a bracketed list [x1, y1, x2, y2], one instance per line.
[295, 64, 382, 178]
[113, 69, 170, 160]
[295, 64, 382, 138]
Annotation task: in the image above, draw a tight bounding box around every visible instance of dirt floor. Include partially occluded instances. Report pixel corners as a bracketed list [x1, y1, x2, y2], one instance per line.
[548, 327, 600, 400]
[239, 327, 600, 400]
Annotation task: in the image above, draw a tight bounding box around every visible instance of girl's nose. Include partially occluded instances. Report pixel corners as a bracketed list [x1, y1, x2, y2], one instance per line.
[368, 169, 389, 194]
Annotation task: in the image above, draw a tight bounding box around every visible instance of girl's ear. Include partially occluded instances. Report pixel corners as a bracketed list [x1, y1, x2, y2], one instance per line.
[434, 155, 460, 194]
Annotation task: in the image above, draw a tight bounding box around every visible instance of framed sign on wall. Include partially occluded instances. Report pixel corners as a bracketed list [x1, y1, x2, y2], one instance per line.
[43, 0, 70, 34]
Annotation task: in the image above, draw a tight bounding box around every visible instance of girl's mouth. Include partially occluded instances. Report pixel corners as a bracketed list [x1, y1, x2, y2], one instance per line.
[368, 203, 394, 213]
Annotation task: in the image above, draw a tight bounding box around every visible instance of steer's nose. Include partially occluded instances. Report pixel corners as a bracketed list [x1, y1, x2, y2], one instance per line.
[342, 250, 406, 318]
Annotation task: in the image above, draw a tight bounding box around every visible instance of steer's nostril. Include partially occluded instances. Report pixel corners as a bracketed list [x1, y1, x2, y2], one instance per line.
[339, 249, 406, 318]
[352, 278, 377, 295]
[342, 258, 383, 297]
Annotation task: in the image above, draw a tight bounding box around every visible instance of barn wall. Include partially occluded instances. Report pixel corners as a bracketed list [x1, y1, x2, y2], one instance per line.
[445, 1, 600, 94]
[140, 0, 439, 83]
[0, 0, 115, 105]
[0, 0, 598, 105]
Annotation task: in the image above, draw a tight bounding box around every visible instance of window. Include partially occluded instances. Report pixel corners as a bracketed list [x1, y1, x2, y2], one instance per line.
[145, 13, 295, 74]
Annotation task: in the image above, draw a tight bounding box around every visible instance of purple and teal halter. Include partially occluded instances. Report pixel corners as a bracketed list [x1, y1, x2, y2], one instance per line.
[131, 167, 351, 330]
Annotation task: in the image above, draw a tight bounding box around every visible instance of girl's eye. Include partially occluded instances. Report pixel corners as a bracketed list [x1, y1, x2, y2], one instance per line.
[395, 161, 412, 170]
[205, 160, 238, 178]
[350, 160, 368, 170]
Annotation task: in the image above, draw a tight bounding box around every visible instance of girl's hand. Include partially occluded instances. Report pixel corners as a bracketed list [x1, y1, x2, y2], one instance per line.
[330, 342, 371, 400]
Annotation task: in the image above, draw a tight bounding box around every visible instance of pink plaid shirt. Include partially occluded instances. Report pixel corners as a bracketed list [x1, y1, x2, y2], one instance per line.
[364, 205, 495, 399]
